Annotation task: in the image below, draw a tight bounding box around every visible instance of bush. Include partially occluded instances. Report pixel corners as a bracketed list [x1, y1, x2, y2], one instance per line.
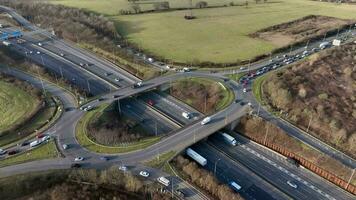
[196, 1, 208, 8]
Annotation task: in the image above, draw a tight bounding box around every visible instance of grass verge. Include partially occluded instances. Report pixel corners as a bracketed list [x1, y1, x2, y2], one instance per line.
[252, 74, 269, 104]
[0, 140, 59, 167]
[76, 104, 161, 154]
[145, 151, 176, 169]
[226, 72, 247, 82]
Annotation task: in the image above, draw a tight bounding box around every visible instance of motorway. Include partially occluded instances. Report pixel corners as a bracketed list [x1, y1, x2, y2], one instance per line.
[1, 5, 356, 200]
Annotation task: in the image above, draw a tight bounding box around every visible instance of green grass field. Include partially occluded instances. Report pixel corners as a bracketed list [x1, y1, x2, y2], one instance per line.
[0, 81, 40, 133]
[50, 0, 356, 64]
[0, 140, 59, 167]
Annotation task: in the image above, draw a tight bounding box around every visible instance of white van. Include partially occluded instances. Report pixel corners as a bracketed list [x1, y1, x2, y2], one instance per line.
[201, 117, 211, 125]
[157, 176, 170, 186]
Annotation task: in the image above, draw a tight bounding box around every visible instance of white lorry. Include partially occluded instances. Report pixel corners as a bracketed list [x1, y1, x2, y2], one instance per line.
[221, 132, 237, 146]
[201, 117, 211, 125]
[157, 176, 170, 186]
[186, 148, 207, 166]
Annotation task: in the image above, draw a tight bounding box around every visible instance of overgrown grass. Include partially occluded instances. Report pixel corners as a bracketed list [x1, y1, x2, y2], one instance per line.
[51, 0, 356, 63]
[76, 104, 161, 154]
[169, 77, 234, 114]
[0, 140, 59, 167]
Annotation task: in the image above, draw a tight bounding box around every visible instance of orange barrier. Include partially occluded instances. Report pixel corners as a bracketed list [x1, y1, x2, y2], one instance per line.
[246, 135, 356, 195]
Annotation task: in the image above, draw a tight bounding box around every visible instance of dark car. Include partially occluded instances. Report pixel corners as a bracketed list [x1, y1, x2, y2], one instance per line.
[8, 150, 18, 155]
[113, 95, 120, 98]
[98, 97, 106, 101]
[71, 163, 81, 168]
[286, 157, 300, 167]
[21, 141, 30, 146]
[240, 101, 246, 106]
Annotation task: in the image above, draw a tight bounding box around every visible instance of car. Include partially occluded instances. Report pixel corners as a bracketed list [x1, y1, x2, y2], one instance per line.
[175, 189, 186, 198]
[84, 105, 93, 111]
[115, 78, 120, 82]
[80, 106, 87, 110]
[38, 42, 42, 46]
[148, 58, 154, 62]
[79, 63, 84, 66]
[240, 101, 245, 106]
[234, 99, 240, 103]
[119, 165, 127, 171]
[201, 117, 211, 125]
[239, 66, 246, 70]
[8, 150, 18, 155]
[139, 171, 150, 177]
[0, 149, 7, 155]
[287, 181, 298, 189]
[20, 141, 30, 146]
[62, 144, 69, 150]
[71, 163, 81, 168]
[147, 99, 154, 106]
[243, 88, 247, 93]
[286, 157, 300, 167]
[36, 51, 40, 54]
[74, 157, 84, 162]
[247, 102, 252, 107]
[113, 95, 120, 98]
[100, 156, 109, 161]
[60, 53, 64, 57]
[41, 135, 51, 142]
[132, 81, 143, 88]
[29, 51, 33, 54]
[105, 72, 112, 76]
[37, 133, 45, 139]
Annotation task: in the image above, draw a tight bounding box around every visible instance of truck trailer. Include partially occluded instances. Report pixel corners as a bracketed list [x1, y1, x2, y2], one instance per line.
[221, 132, 237, 146]
[186, 148, 207, 166]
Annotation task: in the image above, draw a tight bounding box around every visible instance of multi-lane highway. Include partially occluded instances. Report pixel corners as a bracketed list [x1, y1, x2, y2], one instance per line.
[1, 5, 356, 200]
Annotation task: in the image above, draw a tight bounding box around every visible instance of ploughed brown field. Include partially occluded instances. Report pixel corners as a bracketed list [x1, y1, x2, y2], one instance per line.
[262, 43, 356, 157]
[251, 15, 354, 47]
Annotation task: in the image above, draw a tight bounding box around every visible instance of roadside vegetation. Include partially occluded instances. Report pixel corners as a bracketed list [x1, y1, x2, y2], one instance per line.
[171, 155, 244, 200]
[76, 104, 161, 154]
[87, 103, 150, 145]
[47, 0, 356, 66]
[259, 43, 356, 158]
[236, 116, 356, 185]
[167, 78, 234, 114]
[0, 0, 159, 79]
[0, 168, 172, 200]
[0, 140, 59, 167]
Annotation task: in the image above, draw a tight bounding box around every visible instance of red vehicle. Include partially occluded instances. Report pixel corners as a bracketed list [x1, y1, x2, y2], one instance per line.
[37, 133, 45, 139]
[147, 99, 154, 106]
[8, 150, 18, 155]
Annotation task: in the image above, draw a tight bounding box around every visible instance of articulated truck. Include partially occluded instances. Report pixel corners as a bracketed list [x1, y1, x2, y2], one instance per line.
[186, 148, 207, 166]
[220, 132, 237, 146]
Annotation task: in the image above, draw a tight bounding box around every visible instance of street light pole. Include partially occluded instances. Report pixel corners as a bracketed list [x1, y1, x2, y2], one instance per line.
[306, 115, 313, 133]
[263, 125, 269, 144]
[346, 168, 355, 189]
